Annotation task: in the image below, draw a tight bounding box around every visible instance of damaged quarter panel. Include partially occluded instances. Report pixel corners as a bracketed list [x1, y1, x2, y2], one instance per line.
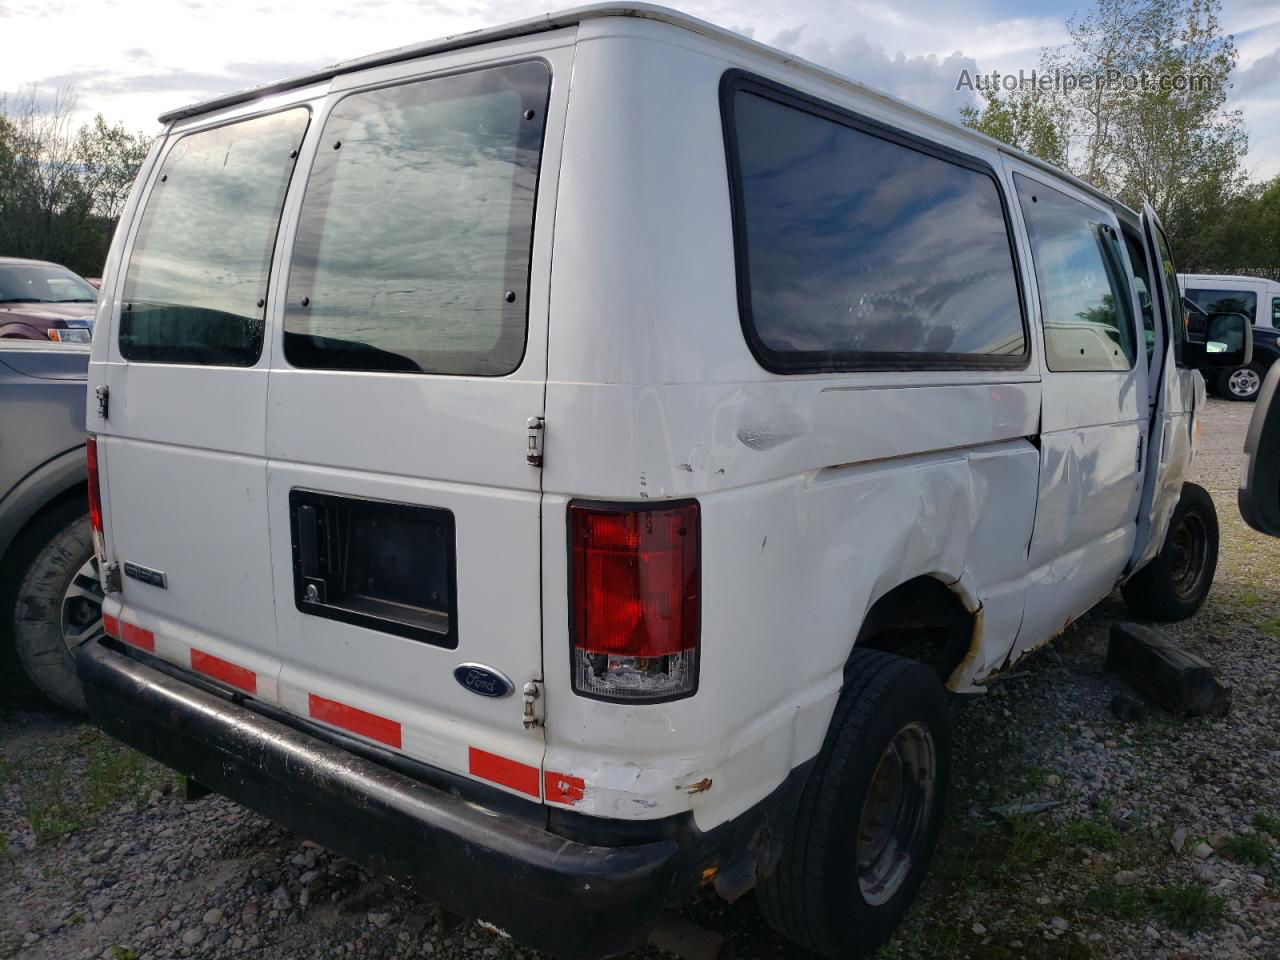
[541, 24, 1042, 830]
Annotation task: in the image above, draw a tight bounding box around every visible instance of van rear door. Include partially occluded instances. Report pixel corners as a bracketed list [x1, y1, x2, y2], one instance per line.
[94, 105, 313, 701]
[262, 38, 570, 797]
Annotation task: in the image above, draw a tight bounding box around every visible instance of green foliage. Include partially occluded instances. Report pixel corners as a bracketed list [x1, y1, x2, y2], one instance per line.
[1253, 811, 1280, 839]
[959, 0, 1260, 272]
[0, 86, 152, 277]
[1148, 883, 1224, 932]
[1082, 884, 1147, 920]
[1220, 833, 1272, 865]
[1061, 818, 1124, 851]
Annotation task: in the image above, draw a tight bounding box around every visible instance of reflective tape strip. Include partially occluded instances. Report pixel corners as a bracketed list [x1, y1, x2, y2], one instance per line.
[102, 613, 119, 638]
[120, 621, 155, 652]
[191, 649, 257, 694]
[544, 770, 585, 805]
[308, 693, 402, 748]
[468, 747, 540, 798]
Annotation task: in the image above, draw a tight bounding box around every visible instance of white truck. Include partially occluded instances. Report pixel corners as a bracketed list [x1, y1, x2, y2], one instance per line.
[77, 6, 1249, 957]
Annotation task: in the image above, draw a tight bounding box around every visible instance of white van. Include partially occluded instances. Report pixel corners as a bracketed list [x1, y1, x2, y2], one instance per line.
[77, 6, 1247, 957]
[1180, 272, 1280, 330]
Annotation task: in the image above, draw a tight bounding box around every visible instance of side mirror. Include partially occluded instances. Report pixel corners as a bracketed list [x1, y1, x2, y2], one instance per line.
[1240, 363, 1280, 537]
[1184, 312, 1251, 369]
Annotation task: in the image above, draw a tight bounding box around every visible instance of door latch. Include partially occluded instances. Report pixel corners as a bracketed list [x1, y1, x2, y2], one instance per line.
[522, 680, 543, 729]
[526, 417, 544, 467]
[95, 384, 110, 420]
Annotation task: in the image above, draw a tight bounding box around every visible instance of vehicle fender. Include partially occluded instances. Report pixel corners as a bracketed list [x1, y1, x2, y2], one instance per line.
[0, 445, 87, 563]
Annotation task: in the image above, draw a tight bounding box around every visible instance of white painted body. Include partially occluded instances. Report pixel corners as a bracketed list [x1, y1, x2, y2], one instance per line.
[1179, 273, 1280, 329]
[87, 5, 1201, 835]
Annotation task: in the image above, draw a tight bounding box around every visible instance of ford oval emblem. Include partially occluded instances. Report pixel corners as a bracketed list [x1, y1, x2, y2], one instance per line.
[453, 663, 514, 699]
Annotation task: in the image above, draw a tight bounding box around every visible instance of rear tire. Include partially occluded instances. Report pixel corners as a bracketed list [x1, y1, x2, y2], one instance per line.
[1121, 482, 1218, 622]
[1216, 362, 1264, 402]
[3, 500, 100, 713]
[755, 650, 951, 959]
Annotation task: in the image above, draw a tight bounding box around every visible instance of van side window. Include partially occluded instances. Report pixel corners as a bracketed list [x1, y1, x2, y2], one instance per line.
[1273, 297, 1280, 326]
[1014, 175, 1136, 372]
[1185, 288, 1258, 325]
[284, 61, 550, 376]
[1122, 228, 1157, 361]
[723, 82, 1027, 372]
[120, 109, 310, 365]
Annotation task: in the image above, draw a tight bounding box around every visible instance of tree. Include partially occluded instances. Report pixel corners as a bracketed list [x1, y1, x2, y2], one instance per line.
[960, 0, 1247, 265]
[960, 86, 1068, 168]
[0, 86, 153, 277]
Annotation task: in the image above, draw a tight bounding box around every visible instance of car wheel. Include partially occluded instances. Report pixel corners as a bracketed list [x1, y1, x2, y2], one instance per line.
[4, 500, 101, 713]
[1218, 362, 1265, 401]
[755, 649, 951, 959]
[1121, 482, 1218, 623]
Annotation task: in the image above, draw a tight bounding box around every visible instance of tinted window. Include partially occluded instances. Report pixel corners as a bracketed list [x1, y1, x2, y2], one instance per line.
[0, 263, 96, 304]
[1185, 288, 1257, 324]
[726, 86, 1026, 370]
[284, 61, 550, 376]
[1015, 175, 1136, 372]
[1121, 228, 1157, 361]
[120, 109, 309, 365]
[1273, 297, 1280, 326]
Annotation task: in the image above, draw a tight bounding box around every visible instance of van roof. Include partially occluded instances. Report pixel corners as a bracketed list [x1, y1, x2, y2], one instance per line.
[159, 2, 1130, 217]
[1180, 273, 1280, 286]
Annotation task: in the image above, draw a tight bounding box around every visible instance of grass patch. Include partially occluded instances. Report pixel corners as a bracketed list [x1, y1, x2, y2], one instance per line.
[1221, 833, 1272, 866]
[1253, 811, 1280, 840]
[108, 947, 140, 960]
[1061, 818, 1123, 852]
[1257, 617, 1280, 639]
[16, 728, 178, 846]
[1149, 884, 1224, 933]
[1082, 885, 1146, 921]
[1083, 883, 1224, 934]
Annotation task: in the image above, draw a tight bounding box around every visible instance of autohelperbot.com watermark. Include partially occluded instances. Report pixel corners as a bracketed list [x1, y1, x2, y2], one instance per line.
[956, 68, 1215, 94]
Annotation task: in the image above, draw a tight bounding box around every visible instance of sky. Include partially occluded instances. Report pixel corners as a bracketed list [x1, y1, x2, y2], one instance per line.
[2, 0, 1278, 181]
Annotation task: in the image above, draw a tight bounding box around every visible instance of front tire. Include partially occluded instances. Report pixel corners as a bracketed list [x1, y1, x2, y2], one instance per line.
[4, 501, 101, 713]
[1216, 362, 1264, 402]
[1121, 482, 1218, 622]
[755, 650, 951, 958]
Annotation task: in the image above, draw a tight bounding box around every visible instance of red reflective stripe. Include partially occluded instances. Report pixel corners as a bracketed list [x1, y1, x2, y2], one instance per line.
[102, 613, 119, 638]
[468, 747, 540, 798]
[308, 694, 401, 748]
[191, 649, 257, 694]
[544, 770, 585, 805]
[120, 622, 155, 652]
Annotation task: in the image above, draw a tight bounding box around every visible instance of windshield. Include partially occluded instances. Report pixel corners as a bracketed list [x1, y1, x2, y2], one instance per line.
[0, 263, 98, 304]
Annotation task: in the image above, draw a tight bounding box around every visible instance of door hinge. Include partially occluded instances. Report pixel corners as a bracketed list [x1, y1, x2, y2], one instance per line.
[522, 679, 543, 729]
[95, 384, 110, 420]
[526, 417, 544, 468]
[102, 561, 122, 594]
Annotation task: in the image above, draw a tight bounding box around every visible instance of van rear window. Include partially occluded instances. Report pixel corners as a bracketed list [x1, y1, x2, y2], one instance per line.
[1185, 288, 1257, 325]
[723, 77, 1027, 372]
[120, 109, 309, 365]
[283, 60, 550, 376]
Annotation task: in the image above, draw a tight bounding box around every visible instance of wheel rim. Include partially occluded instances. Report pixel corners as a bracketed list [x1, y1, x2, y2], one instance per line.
[61, 556, 105, 655]
[856, 721, 936, 906]
[1228, 367, 1260, 398]
[1168, 512, 1209, 602]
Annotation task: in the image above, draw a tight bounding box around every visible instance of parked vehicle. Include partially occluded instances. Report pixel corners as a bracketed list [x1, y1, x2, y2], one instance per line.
[1180, 273, 1280, 400]
[78, 7, 1248, 958]
[0, 342, 98, 712]
[0, 258, 98, 343]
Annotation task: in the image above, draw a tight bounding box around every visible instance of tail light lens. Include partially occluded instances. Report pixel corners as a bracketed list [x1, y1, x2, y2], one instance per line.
[569, 500, 699, 702]
[86, 437, 105, 561]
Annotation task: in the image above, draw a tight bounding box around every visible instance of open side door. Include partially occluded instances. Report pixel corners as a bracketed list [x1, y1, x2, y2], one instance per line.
[1129, 203, 1197, 573]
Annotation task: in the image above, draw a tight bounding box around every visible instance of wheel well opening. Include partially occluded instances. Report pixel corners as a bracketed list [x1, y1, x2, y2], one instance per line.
[855, 577, 975, 681]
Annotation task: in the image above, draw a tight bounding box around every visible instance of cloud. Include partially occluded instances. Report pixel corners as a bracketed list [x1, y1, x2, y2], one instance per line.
[1234, 48, 1280, 101]
[767, 26, 980, 117]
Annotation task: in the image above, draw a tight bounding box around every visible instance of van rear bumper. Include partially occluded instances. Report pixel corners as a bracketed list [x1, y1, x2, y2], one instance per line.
[77, 640, 678, 959]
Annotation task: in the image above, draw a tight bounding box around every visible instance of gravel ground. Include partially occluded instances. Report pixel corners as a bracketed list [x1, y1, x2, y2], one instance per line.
[2, 397, 1278, 960]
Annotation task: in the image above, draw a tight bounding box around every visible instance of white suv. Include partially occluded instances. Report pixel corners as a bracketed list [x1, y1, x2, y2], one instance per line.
[79, 6, 1246, 957]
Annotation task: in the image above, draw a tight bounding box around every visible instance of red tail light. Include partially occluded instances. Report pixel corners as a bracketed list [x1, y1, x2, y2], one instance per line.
[86, 437, 105, 560]
[569, 500, 699, 701]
